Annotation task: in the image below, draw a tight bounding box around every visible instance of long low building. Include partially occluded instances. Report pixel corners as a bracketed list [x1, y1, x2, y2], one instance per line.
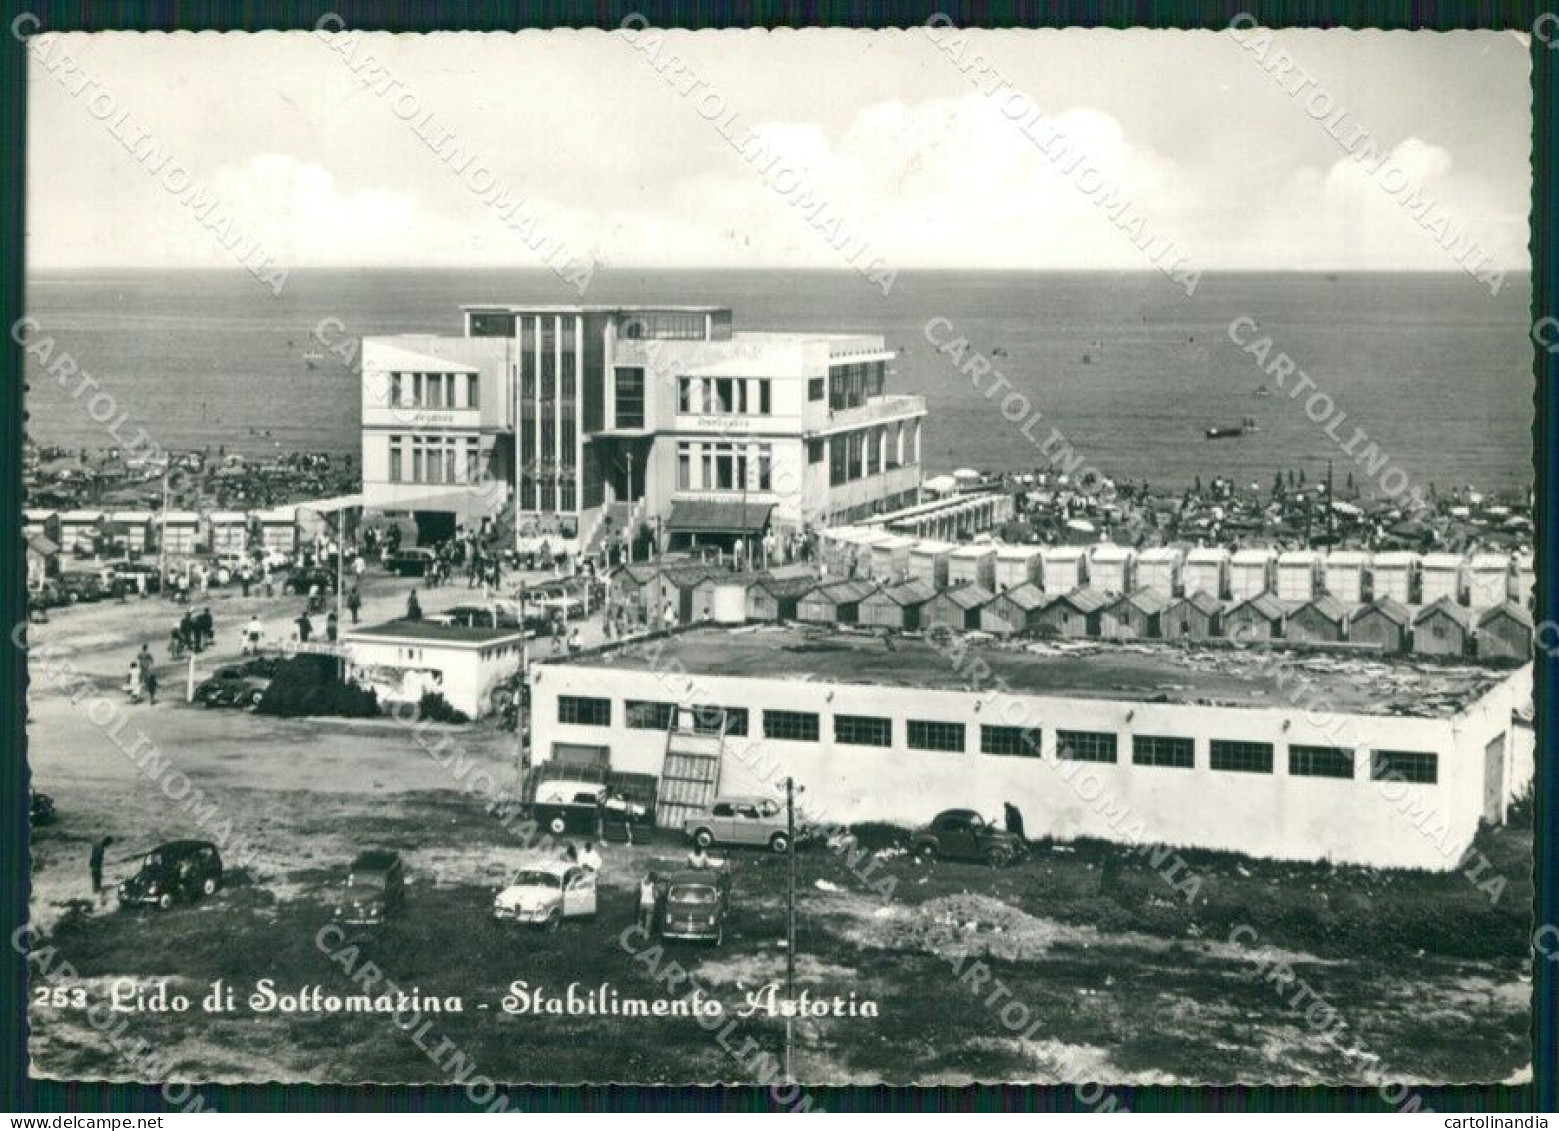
[529, 626, 1531, 872]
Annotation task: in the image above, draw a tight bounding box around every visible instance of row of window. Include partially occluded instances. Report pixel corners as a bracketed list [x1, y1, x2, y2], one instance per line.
[677, 376, 774, 417]
[554, 696, 1440, 783]
[385, 371, 480, 411]
[386, 435, 482, 485]
[674, 442, 774, 493]
[828, 361, 887, 411]
[827, 423, 913, 487]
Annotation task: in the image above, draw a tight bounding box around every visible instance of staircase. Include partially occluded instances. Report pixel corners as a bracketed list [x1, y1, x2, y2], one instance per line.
[585, 500, 644, 563]
[654, 706, 727, 830]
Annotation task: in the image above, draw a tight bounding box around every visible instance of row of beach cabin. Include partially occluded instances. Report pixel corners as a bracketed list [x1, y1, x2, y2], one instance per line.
[611, 563, 1536, 663]
[23, 506, 327, 558]
[817, 533, 1533, 612]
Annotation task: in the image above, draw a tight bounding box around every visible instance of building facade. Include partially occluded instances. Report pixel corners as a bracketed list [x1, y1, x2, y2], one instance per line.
[360, 305, 926, 551]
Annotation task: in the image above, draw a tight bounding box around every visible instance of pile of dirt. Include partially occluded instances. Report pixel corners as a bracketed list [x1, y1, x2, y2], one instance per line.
[828, 890, 1104, 963]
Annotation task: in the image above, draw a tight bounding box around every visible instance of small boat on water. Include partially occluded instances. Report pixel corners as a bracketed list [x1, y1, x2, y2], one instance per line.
[1253, 385, 1273, 397]
[1205, 417, 1260, 440]
[303, 350, 324, 370]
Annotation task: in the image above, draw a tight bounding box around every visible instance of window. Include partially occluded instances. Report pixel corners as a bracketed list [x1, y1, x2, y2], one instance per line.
[690, 705, 747, 737]
[626, 700, 675, 731]
[388, 436, 403, 483]
[467, 373, 479, 409]
[808, 439, 826, 465]
[468, 312, 515, 337]
[908, 720, 966, 753]
[1289, 744, 1354, 779]
[676, 444, 692, 490]
[558, 696, 611, 726]
[1210, 740, 1274, 774]
[1058, 729, 1117, 763]
[1372, 750, 1438, 785]
[808, 377, 826, 402]
[764, 710, 820, 742]
[614, 367, 645, 429]
[678, 377, 695, 414]
[1133, 735, 1195, 769]
[758, 379, 772, 415]
[620, 312, 706, 340]
[835, 714, 892, 747]
[756, 446, 773, 492]
[981, 725, 1040, 758]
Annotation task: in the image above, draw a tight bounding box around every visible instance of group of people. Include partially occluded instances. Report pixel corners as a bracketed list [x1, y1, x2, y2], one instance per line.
[125, 644, 159, 704]
[562, 841, 602, 872]
[169, 607, 215, 656]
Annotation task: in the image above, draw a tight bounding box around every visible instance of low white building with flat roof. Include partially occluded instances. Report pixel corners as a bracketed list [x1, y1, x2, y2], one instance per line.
[344, 619, 526, 719]
[530, 627, 1530, 872]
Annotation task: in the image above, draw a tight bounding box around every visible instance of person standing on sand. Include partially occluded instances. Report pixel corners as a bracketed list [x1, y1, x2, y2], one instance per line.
[90, 836, 114, 901]
[346, 586, 361, 625]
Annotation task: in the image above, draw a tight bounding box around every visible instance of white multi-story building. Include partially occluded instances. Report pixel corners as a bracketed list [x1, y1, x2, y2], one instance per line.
[360, 304, 926, 553]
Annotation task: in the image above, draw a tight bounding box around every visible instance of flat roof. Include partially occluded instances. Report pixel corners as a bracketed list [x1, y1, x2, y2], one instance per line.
[347, 619, 526, 645]
[556, 625, 1512, 718]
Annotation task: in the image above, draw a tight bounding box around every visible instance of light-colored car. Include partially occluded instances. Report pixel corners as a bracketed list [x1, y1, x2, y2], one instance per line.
[491, 860, 597, 929]
[684, 795, 793, 854]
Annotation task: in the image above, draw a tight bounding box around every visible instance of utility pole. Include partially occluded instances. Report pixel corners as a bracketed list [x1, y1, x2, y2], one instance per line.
[157, 470, 170, 598]
[783, 775, 798, 1083]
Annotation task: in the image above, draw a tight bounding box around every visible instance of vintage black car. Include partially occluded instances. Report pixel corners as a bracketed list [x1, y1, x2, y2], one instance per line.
[334, 850, 406, 926]
[652, 868, 731, 945]
[58, 572, 106, 604]
[194, 660, 276, 709]
[282, 566, 337, 595]
[118, 840, 224, 910]
[911, 809, 1026, 867]
[388, 549, 437, 577]
[29, 790, 55, 826]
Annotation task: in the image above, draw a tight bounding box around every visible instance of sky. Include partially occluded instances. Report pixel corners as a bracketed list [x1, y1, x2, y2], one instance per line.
[24, 26, 1533, 276]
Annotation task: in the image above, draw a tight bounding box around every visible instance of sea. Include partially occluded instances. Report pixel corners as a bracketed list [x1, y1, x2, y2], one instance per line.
[22, 268, 1535, 495]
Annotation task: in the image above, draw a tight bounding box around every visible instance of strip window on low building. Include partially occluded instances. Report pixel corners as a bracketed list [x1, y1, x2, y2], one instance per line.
[835, 714, 892, 747]
[1289, 744, 1355, 779]
[981, 725, 1041, 758]
[1133, 734, 1195, 769]
[907, 720, 966, 753]
[1371, 749, 1438, 785]
[1210, 739, 1274, 774]
[625, 700, 675, 731]
[764, 710, 820, 742]
[558, 696, 611, 727]
[1057, 730, 1117, 763]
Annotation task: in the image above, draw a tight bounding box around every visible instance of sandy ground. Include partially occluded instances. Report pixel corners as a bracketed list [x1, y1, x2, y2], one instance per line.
[20, 570, 1537, 1087]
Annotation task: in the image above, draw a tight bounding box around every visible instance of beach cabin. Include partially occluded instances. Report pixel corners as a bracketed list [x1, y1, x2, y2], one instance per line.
[921, 584, 995, 633]
[1468, 553, 1512, 610]
[1323, 550, 1370, 604]
[208, 511, 249, 557]
[978, 583, 1049, 637]
[907, 540, 955, 590]
[870, 535, 916, 583]
[1182, 547, 1229, 600]
[858, 580, 936, 631]
[1412, 597, 1471, 658]
[1162, 591, 1221, 640]
[1224, 592, 1285, 642]
[1136, 546, 1184, 601]
[1088, 544, 1136, 596]
[661, 565, 720, 623]
[1369, 551, 1417, 604]
[1350, 597, 1411, 653]
[26, 534, 59, 586]
[1419, 553, 1464, 606]
[1100, 588, 1170, 640]
[23, 509, 58, 542]
[746, 575, 817, 623]
[610, 563, 661, 617]
[1287, 594, 1348, 644]
[992, 544, 1044, 593]
[1512, 554, 1535, 609]
[108, 510, 155, 556]
[1477, 603, 1533, 662]
[796, 579, 877, 626]
[158, 511, 201, 557]
[691, 574, 762, 624]
[1039, 546, 1088, 593]
[1229, 548, 1277, 601]
[58, 510, 104, 555]
[1275, 550, 1321, 602]
[1034, 588, 1108, 639]
[948, 545, 998, 591]
[257, 506, 300, 557]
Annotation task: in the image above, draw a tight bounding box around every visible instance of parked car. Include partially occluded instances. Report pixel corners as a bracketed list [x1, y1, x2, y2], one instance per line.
[28, 580, 63, 612]
[118, 840, 224, 910]
[333, 849, 405, 926]
[29, 790, 55, 826]
[531, 779, 647, 836]
[282, 566, 336, 595]
[388, 549, 437, 577]
[112, 560, 162, 593]
[684, 795, 795, 854]
[194, 660, 276, 709]
[652, 868, 731, 945]
[58, 572, 105, 604]
[911, 809, 1026, 867]
[491, 860, 597, 929]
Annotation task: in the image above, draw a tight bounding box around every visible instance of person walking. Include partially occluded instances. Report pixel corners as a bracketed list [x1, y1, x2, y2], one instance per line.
[125, 659, 143, 703]
[637, 872, 659, 933]
[295, 609, 312, 644]
[406, 589, 422, 621]
[326, 609, 339, 643]
[144, 668, 159, 705]
[243, 614, 263, 655]
[90, 836, 114, 901]
[1003, 801, 1027, 842]
[346, 586, 361, 625]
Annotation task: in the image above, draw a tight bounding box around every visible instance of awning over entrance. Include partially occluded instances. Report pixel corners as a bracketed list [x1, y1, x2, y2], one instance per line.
[667, 500, 775, 534]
